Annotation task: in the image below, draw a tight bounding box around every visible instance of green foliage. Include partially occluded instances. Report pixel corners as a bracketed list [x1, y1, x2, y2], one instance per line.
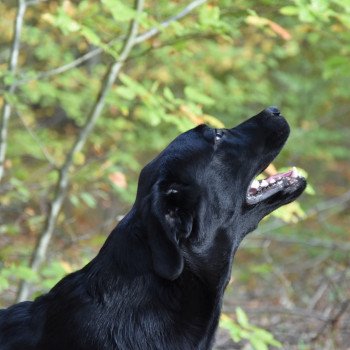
[102, 0, 137, 23]
[40, 261, 71, 290]
[0, 265, 39, 293]
[220, 308, 282, 350]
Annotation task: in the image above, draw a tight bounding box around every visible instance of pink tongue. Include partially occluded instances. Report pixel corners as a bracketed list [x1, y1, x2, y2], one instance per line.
[268, 169, 293, 181]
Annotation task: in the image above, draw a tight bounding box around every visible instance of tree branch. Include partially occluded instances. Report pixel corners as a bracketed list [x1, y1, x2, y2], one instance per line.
[134, 0, 207, 44]
[311, 299, 350, 341]
[0, 0, 27, 182]
[15, 0, 208, 85]
[16, 0, 145, 302]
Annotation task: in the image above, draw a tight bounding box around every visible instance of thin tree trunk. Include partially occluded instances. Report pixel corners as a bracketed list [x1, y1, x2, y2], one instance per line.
[0, 0, 27, 181]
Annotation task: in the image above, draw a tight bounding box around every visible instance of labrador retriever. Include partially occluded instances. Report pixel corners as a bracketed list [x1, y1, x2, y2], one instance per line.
[0, 107, 306, 350]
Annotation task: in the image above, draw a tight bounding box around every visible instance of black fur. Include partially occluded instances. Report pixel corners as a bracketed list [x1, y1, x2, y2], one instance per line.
[0, 108, 306, 350]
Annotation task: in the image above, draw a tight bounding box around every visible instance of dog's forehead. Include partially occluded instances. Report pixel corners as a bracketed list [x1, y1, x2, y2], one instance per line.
[155, 125, 214, 164]
[138, 126, 214, 185]
[168, 124, 213, 149]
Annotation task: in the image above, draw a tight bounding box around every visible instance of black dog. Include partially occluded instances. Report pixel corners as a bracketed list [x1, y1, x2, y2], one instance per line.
[0, 107, 306, 350]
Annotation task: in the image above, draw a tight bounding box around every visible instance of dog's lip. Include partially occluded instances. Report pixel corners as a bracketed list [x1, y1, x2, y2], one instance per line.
[246, 167, 305, 205]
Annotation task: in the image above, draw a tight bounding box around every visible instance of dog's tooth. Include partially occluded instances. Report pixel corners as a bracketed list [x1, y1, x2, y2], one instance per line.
[291, 166, 299, 178]
[261, 180, 269, 187]
[268, 178, 276, 184]
[250, 179, 260, 189]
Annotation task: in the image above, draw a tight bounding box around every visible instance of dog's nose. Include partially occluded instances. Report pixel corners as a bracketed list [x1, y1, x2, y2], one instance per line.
[266, 106, 281, 116]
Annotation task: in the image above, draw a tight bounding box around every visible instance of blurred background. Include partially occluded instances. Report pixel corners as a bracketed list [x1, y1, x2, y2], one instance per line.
[0, 0, 349, 349]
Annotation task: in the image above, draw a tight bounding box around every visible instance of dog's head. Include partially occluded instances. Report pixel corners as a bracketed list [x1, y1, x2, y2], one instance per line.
[135, 107, 307, 280]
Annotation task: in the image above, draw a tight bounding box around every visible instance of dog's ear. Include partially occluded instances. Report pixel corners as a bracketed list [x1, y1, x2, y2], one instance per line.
[147, 182, 195, 281]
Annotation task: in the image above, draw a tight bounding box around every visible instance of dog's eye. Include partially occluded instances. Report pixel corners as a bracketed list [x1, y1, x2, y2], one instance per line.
[215, 130, 224, 141]
[166, 188, 178, 195]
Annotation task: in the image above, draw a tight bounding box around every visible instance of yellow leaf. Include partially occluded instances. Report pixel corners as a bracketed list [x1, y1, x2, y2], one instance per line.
[41, 13, 55, 24]
[60, 261, 73, 273]
[201, 114, 225, 128]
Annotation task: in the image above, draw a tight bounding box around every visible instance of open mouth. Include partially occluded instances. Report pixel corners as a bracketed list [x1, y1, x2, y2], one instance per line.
[246, 167, 305, 205]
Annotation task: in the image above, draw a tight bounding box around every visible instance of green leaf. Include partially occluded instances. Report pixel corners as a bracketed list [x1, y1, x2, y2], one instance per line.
[102, 0, 136, 22]
[40, 261, 69, 290]
[250, 337, 269, 350]
[46, 9, 81, 34]
[184, 87, 215, 106]
[3, 92, 18, 105]
[272, 202, 306, 223]
[119, 73, 148, 96]
[70, 194, 80, 207]
[199, 5, 220, 26]
[280, 6, 300, 16]
[236, 307, 250, 328]
[4, 265, 39, 282]
[163, 87, 175, 102]
[0, 224, 20, 236]
[220, 314, 244, 342]
[0, 274, 10, 292]
[252, 328, 281, 345]
[116, 86, 136, 100]
[80, 26, 102, 46]
[305, 183, 316, 195]
[80, 192, 97, 208]
[3, 71, 16, 86]
[10, 178, 30, 200]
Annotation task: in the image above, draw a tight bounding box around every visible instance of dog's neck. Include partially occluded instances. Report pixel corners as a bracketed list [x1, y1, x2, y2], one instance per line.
[97, 210, 237, 292]
[84, 211, 237, 349]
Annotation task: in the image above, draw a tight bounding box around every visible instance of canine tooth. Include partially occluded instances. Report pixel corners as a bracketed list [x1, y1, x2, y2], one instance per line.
[250, 179, 259, 189]
[291, 166, 299, 178]
[268, 178, 276, 184]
